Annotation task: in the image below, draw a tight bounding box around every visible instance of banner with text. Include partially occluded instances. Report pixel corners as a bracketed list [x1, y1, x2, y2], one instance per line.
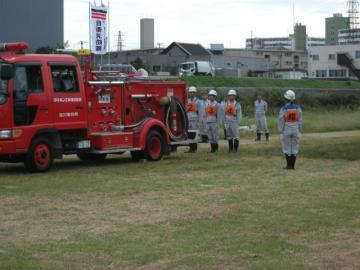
[90, 4, 108, 55]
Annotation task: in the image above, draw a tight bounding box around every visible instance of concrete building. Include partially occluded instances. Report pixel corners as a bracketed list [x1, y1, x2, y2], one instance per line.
[0, 0, 64, 52]
[246, 36, 325, 51]
[294, 23, 307, 51]
[105, 42, 212, 75]
[246, 37, 294, 50]
[338, 28, 360, 44]
[140, 18, 155, 49]
[308, 44, 360, 80]
[326, 13, 349, 45]
[246, 23, 324, 51]
[213, 49, 308, 78]
[103, 42, 308, 78]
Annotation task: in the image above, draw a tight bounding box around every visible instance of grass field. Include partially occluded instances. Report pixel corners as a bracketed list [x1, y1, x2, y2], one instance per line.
[184, 76, 360, 90]
[239, 109, 360, 135]
[1, 128, 360, 269]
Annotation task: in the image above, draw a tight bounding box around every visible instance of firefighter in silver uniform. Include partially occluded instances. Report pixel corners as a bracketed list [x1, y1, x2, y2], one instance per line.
[278, 90, 303, 169]
[222, 89, 242, 152]
[199, 91, 208, 143]
[205, 90, 220, 153]
[254, 94, 269, 141]
[185, 86, 202, 153]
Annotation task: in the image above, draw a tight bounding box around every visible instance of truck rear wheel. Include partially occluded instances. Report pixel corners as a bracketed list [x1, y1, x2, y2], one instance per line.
[144, 130, 164, 161]
[24, 137, 54, 173]
[77, 153, 107, 161]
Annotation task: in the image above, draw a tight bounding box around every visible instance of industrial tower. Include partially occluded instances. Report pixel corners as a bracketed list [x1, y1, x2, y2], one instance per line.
[347, 0, 360, 42]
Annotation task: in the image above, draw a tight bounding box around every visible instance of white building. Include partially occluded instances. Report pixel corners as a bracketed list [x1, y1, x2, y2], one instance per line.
[246, 36, 325, 51]
[308, 44, 360, 80]
[338, 28, 360, 44]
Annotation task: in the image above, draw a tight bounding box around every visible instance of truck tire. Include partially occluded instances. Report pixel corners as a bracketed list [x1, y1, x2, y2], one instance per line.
[77, 153, 107, 161]
[24, 137, 54, 173]
[144, 130, 164, 161]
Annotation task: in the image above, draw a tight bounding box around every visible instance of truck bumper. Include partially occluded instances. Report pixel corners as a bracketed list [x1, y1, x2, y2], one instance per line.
[0, 140, 17, 155]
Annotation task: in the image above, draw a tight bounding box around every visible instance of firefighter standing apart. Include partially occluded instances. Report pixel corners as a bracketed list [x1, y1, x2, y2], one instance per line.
[206, 90, 220, 153]
[185, 86, 202, 153]
[223, 89, 242, 152]
[278, 90, 302, 169]
[199, 91, 209, 143]
[254, 94, 269, 141]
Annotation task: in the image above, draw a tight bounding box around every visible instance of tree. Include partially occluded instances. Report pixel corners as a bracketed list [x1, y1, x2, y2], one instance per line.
[35, 41, 69, 54]
[131, 57, 145, 70]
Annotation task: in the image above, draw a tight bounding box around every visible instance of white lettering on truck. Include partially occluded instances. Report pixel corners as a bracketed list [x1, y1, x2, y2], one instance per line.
[54, 97, 82, 103]
[59, 112, 79, 118]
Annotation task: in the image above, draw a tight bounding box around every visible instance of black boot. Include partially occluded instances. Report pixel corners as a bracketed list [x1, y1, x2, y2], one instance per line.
[291, 155, 297, 169]
[201, 135, 208, 143]
[234, 139, 239, 152]
[255, 133, 261, 141]
[210, 143, 215, 153]
[185, 143, 196, 153]
[228, 140, 234, 152]
[265, 133, 269, 142]
[214, 143, 219, 153]
[224, 129, 227, 139]
[283, 155, 291, 169]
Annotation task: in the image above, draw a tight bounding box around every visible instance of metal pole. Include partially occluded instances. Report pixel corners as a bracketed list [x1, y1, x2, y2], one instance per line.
[107, 0, 111, 65]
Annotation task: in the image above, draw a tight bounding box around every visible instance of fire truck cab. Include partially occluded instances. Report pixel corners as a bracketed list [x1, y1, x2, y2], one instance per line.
[0, 43, 190, 172]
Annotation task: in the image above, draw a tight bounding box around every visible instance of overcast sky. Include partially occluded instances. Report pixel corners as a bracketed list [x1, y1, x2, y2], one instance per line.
[64, 0, 348, 50]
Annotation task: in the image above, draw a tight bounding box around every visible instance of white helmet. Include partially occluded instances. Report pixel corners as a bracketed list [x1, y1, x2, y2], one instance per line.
[227, 89, 237, 96]
[188, 86, 197, 93]
[284, 90, 296, 101]
[208, 90, 217, 96]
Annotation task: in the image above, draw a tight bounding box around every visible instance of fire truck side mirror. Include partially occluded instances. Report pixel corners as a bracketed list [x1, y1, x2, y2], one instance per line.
[0, 64, 15, 81]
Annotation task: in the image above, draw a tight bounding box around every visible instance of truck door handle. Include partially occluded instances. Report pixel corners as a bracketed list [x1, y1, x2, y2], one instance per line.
[39, 106, 48, 111]
[75, 105, 83, 109]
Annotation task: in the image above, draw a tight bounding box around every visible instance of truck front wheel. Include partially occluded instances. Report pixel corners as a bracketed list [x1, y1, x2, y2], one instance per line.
[144, 130, 164, 161]
[24, 137, 54, 173]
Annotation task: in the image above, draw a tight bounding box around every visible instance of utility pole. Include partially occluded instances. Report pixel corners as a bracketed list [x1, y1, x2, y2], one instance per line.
[115, 31, 124, 51]
[156, 42, 164, 49]
[348, 0, 360, 43]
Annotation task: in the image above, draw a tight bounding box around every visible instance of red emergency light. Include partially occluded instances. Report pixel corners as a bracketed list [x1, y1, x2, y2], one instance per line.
[0, 42, 28, 53]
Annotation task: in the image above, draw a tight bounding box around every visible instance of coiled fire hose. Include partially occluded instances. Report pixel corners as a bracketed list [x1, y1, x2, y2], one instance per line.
[164, 96, 188, 141]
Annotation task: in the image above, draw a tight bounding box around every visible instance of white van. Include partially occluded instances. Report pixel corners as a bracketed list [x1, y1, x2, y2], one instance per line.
[179, 61, 215, 76]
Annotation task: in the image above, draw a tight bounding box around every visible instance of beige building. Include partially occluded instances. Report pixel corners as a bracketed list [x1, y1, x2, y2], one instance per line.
[308, 44, 360, 79]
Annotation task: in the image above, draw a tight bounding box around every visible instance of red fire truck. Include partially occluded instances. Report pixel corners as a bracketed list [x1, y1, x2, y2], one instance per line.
[0, 42, 190, 172]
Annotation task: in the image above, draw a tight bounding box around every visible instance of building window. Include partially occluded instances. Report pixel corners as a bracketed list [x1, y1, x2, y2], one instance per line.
[329, 54, 336, 60]
[312, 55, 320, 61]
[329, 69, 347, 77]
[316, 70, 327, 78]
[356, 51, 360, 59]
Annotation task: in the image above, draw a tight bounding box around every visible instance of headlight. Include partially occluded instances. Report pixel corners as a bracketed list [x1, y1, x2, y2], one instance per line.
[0, 129, 22, 139]
[0, 130, 12, 138]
